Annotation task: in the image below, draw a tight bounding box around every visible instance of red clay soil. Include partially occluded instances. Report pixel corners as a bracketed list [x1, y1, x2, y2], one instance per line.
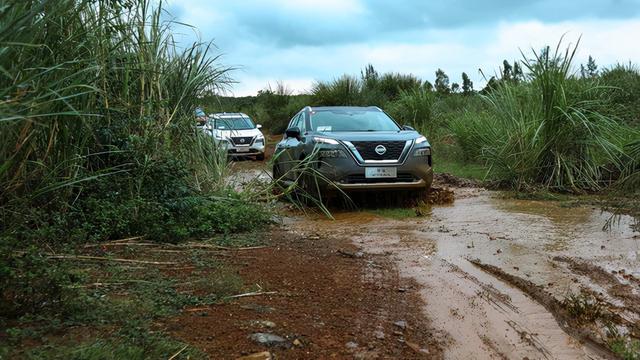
[162, 227, 444, 359]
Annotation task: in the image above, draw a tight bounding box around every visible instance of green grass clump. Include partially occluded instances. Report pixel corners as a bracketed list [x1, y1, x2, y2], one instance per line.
[0, 0, 273, 348]
[563, 292, 604, 324]
[450, 40, 634, 192]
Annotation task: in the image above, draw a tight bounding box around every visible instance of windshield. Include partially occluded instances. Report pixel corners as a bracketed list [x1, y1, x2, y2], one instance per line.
[212, 116, 255, 130]
[309, 109, 400, 132]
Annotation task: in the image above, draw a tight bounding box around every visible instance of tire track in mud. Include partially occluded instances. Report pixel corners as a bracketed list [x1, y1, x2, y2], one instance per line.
[292, 186, 640, 359]
[468, 258, 617, 359]
[299, 214, 605, 359]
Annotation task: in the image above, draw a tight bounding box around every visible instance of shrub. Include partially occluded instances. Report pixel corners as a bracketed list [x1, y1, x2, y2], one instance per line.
[601, 63, 640, 127]
[450, 41, 630, 191]
[387, 89, 436, 133]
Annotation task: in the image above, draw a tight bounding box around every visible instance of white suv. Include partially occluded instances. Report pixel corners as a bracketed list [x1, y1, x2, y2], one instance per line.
[204, 113, 266, 160]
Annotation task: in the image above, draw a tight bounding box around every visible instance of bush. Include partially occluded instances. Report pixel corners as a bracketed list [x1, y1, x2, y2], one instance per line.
[0, 241, 80, 318]
[601, 63, 640, 127]
[387, 88, 436, 134]
[450, 42, 631, 191]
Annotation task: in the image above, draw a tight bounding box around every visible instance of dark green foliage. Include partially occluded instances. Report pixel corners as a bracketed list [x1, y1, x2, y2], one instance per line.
[462, 72, 474, 94]
[581, 55, 599, 78]
[607, 325, 640, 360]
[312, 75, 364, 106]
[0, 0, 271, 325]
[387, 89, 436, 133]
[0, 242, 79, 318]
[311, 66, 421, 108]
[434, 69, 450, 94]
[451, 41, 633, 192]
[600, 63, 640, 127]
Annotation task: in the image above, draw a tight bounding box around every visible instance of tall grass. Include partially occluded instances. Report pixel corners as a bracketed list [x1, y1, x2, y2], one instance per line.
[0, 0, 231, 210]
[451, 41, 630, 192]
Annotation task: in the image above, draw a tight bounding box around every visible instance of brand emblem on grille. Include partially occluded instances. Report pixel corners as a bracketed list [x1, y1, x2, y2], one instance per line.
[375, 145, 387, 155]
[239, 138, 245, 143]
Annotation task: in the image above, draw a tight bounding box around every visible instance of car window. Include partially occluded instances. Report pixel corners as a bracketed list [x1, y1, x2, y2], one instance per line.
[291, 113, 302, 130]
[309, 109, 400, 132]
[213, 116, 255, 130]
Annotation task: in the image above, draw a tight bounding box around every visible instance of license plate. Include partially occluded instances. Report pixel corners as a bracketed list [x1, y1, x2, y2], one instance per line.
[235, 147, 250, 152]
[365, 167, 397, 178]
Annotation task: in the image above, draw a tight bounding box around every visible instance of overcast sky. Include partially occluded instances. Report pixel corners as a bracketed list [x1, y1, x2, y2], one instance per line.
[166, 0, 640, 96]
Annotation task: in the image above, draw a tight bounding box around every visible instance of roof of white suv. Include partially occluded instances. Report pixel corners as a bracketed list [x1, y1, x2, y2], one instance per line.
[210, 112, 250, 119]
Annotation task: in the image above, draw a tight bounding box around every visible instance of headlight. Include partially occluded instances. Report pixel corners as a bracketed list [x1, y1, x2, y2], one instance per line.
[318, 149, 346, 158]
[254, 138, 264, 145]
[414, 147, 431, 157]
[314, 136, 339, 145]
[415, 136, 428, 144]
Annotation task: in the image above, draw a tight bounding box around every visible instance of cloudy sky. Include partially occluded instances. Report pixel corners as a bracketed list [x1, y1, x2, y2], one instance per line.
[166, 0, 640, 96]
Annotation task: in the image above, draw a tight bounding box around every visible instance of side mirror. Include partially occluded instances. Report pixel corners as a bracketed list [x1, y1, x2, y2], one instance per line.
[402, 125, 416, 131]
[256, 124, 262, 129]
[285, 126, 301, 139]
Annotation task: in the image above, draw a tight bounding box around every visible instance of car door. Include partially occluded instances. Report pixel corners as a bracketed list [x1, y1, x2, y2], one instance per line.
[276, 113, 303, 179]
[287, 111, 308, 165]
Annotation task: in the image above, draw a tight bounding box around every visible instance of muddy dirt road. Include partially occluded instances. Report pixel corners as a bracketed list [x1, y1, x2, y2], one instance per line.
[229, 160, 640, 359]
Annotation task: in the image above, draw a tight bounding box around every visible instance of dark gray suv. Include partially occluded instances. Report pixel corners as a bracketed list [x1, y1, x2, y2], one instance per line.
[272, 106, 433, 196]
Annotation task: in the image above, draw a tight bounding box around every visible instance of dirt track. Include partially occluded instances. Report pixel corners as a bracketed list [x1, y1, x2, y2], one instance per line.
[181, 160, 640, 359]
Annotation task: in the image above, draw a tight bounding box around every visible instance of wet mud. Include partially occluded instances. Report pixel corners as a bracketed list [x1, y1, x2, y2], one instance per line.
[232, 161, 640, 358]
[291, 187, 639, 359]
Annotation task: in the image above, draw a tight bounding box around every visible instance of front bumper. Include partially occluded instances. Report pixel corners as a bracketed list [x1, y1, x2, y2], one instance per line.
[315, 153, 433, 191]
[221, 140, 265, 156]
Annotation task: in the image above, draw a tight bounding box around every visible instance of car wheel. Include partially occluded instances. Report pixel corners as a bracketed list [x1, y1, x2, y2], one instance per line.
[272, 162, 284, 188]
[256, 153, 265, 161]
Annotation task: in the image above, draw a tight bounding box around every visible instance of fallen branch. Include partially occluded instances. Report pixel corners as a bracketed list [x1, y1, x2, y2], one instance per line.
[168, 345, 188, 360]
[184, 306, 211, 312]
[184, 243, 268, 251]
[105, 236, 145, 244]
[226, 291, 278, 299]
[48, 255, 177, 265]
[83, 242, 158, 248]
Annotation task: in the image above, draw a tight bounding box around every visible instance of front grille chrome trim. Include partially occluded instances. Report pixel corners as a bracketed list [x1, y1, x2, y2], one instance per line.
[341, 140, 414, 166]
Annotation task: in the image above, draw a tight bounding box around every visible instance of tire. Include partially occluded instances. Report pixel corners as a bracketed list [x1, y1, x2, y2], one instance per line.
[256, 153, 265, 161]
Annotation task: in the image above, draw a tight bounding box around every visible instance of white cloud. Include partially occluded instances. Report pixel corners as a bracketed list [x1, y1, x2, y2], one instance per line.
[271, 0, 364, 14]
[226, 18, 640, 95]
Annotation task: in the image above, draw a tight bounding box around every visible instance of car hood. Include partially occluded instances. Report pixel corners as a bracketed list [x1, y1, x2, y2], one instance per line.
[315, 131, 423, 142]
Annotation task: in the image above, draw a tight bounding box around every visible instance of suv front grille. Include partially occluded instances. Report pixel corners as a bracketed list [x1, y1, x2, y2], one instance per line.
[345, 173, 418, 184]
[350, 141, 406, 160]
[230, 136, 254, 145]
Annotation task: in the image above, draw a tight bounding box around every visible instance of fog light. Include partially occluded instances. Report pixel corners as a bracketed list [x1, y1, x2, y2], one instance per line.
[319, 149, 346, 158]
[414, 147, 431, 157]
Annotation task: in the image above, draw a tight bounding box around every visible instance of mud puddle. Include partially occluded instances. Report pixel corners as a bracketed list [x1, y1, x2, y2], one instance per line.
[289, 188, 639, 359]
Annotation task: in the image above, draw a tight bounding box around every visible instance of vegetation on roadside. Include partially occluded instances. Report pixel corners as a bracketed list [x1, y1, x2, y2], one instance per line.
[203, 40, 640, 197]
[0, 0, 271, 356]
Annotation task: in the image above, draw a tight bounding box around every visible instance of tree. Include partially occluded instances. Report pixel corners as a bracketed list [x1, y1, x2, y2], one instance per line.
[423, 80, 433, 92]
[480, 76, 499, 94]
[434, 69, 450, 94]
[587, 56, 598, 77]
[513, 62, 524, 82]
[361, 63, 379, 87]
[461, 72, 473, 94]
[502, 59, 513, 81]
[451, 83, 460, 93]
